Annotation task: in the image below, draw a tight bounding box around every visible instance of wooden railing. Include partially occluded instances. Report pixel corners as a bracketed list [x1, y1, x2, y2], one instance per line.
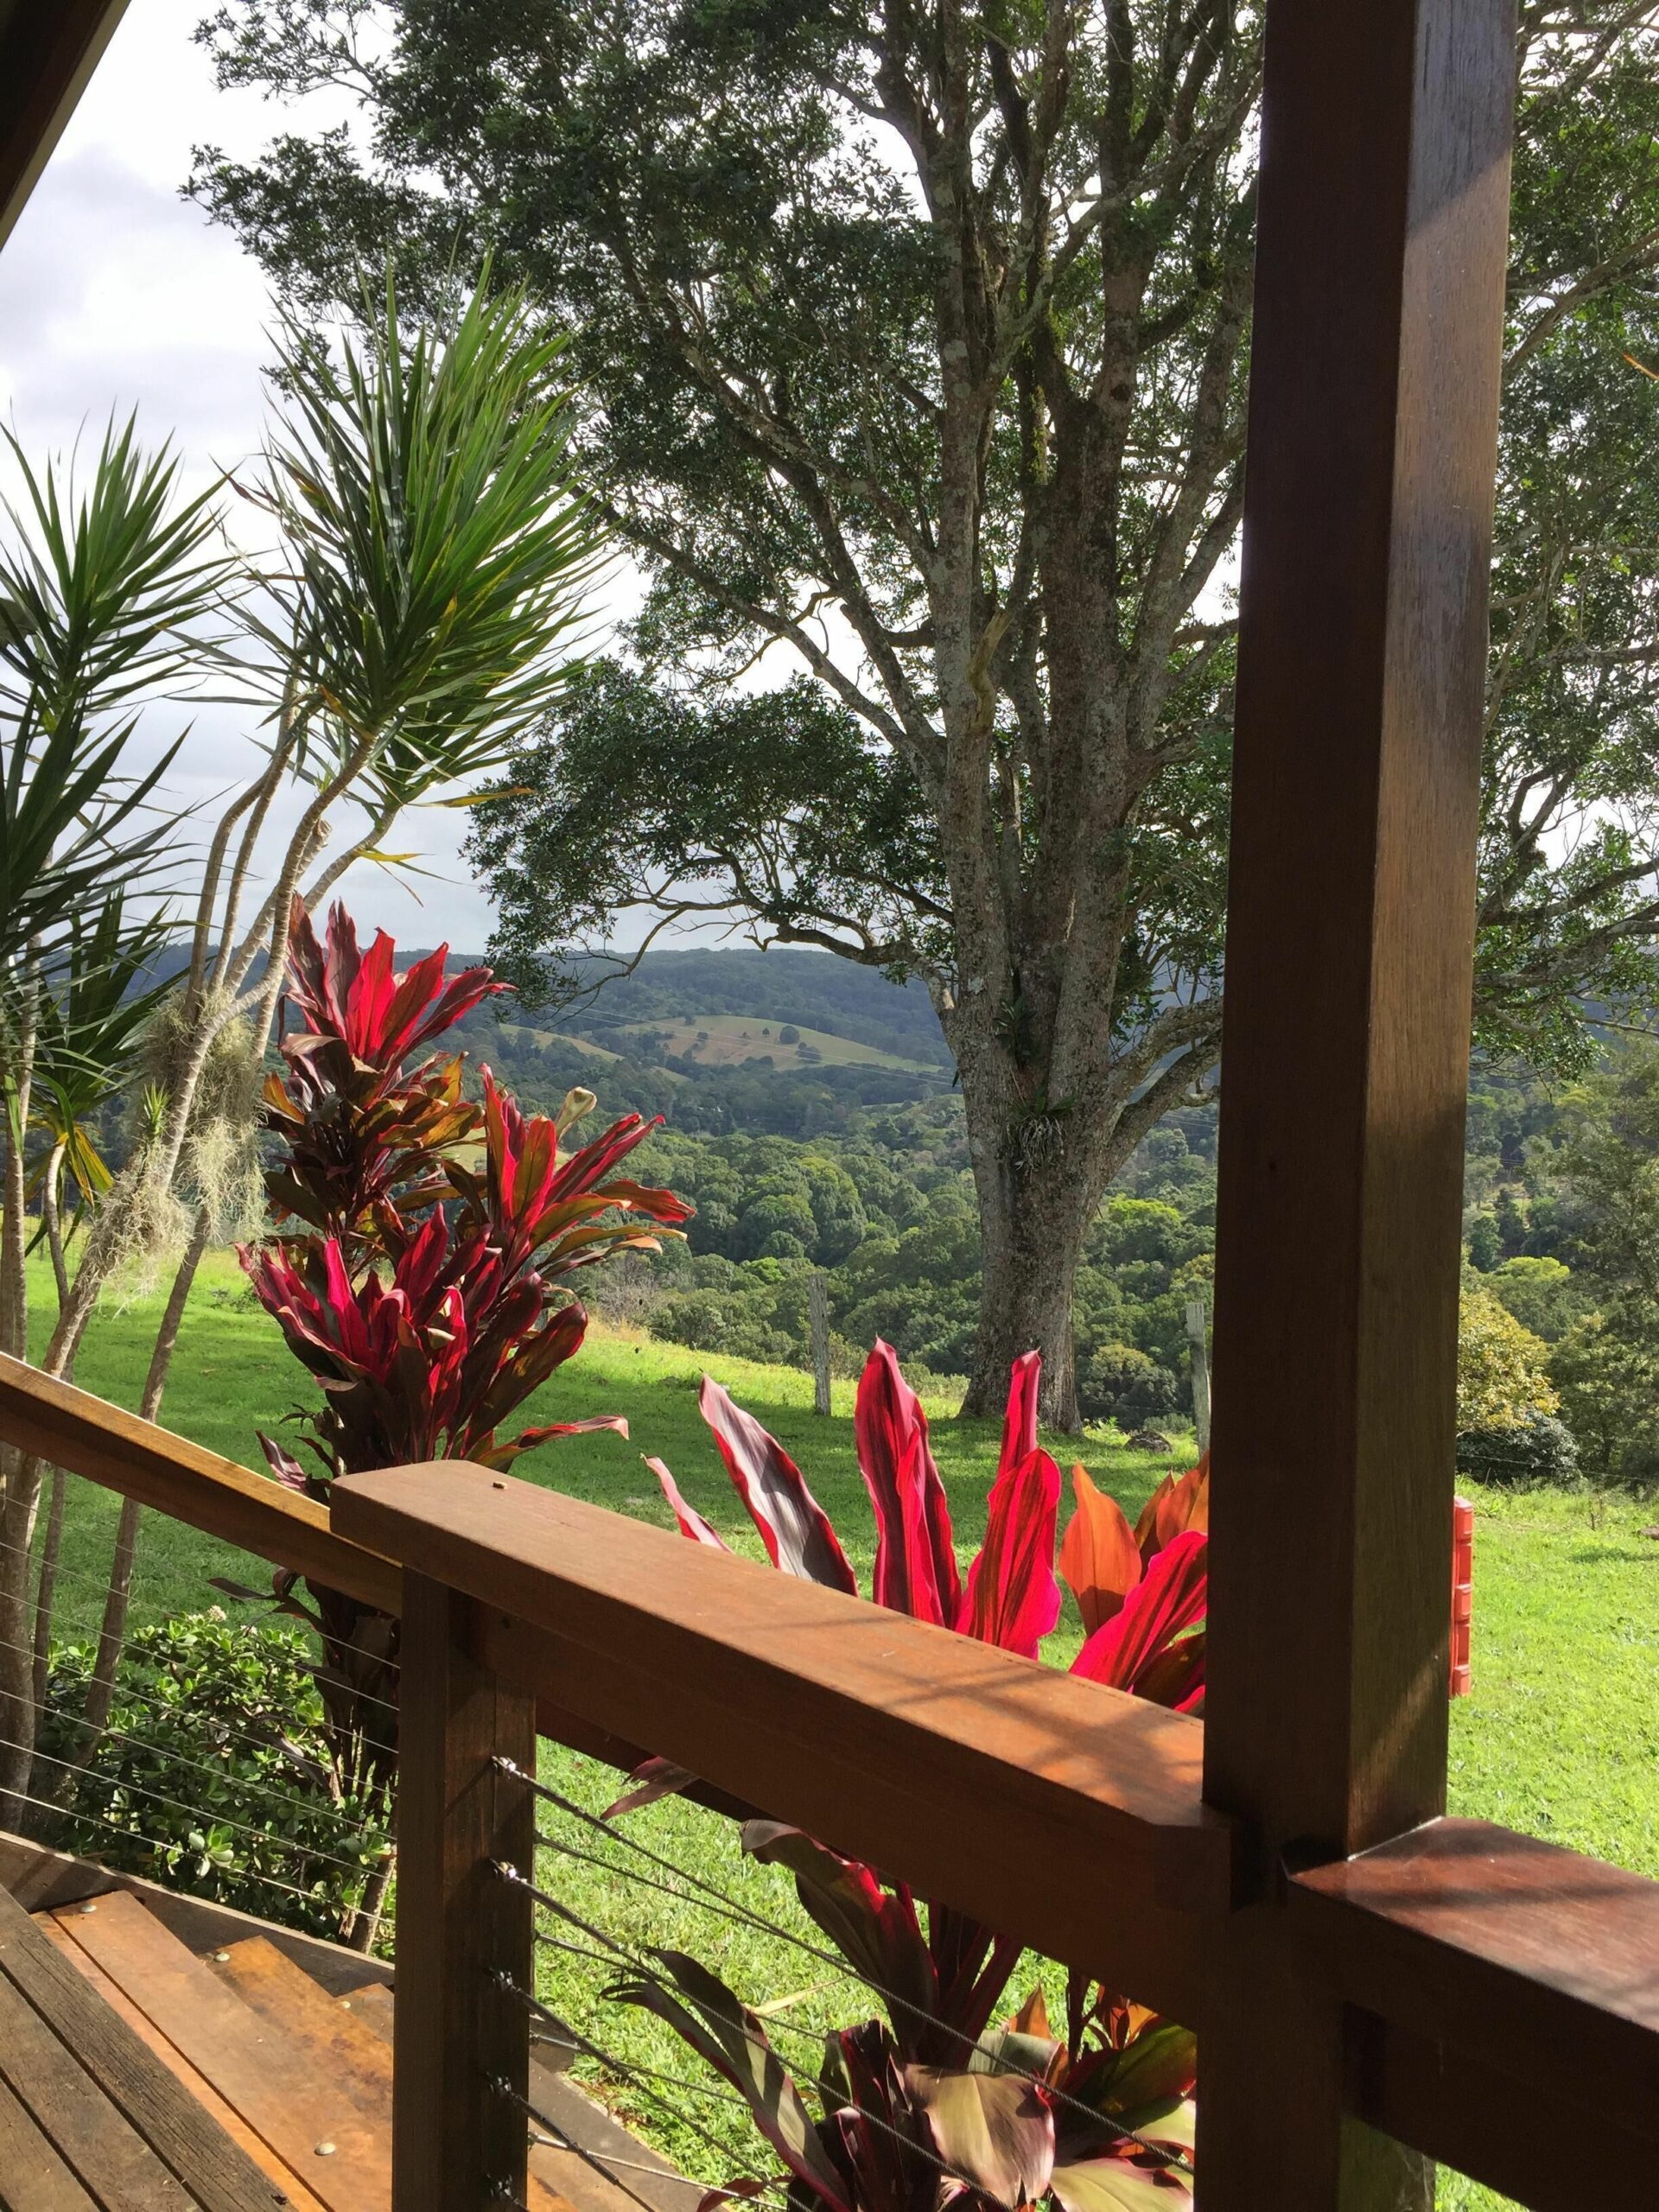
[4, 1354, 1654, 2211]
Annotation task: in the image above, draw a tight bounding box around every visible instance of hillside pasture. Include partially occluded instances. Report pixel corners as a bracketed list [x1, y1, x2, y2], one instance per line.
[610, 1013, 939, 1071]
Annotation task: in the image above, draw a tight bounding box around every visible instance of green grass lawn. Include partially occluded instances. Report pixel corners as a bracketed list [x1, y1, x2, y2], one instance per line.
[20, 1250, 1656, 2208]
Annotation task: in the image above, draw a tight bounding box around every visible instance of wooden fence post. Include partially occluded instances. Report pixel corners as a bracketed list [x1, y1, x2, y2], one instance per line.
[809, 1271, 832, 1416]
[1184, 1299, 1211, 1456]
[1200, 1, 1516, 2204]
[394, 1571, 537, 2212]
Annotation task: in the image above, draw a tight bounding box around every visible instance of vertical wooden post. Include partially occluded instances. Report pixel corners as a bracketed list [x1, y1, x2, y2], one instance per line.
[1184, 1299, 1211, 1456]
[395, 1571, 537, 2212]
[810, 1271, 832, 1416]
[1201, 1, 1516, 2203]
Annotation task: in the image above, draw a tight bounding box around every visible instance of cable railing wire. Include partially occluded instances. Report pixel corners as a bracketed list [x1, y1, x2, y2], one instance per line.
[492, 1973, 798, 2209]
[0, 1624, 387, 1844]
[497, 1971, 754, 2118]
[511, 1760, 1191, 2174]
[495, 1858, 1044, 2212]
[1, 1732, 386, 1884]
[0, 1522, 406, 1682]
[2, 1785, 372, 1922]
[493, 2075, 792, 2210]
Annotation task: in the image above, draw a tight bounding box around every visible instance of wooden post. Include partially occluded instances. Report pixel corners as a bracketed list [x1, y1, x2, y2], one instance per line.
[1201, 2, 1516, 2204]
[1184, 1299, 1211, 1455]
[809, 1271, 832, 1416]
[394, 1571, 537, 2212]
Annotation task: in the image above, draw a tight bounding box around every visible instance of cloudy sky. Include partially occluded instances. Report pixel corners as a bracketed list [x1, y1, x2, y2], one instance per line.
[0, 0, 614, 957]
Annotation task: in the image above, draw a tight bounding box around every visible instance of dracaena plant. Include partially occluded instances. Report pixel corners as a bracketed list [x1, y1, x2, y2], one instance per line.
[231, 899, 690, 1938]
[611, 1345, 1207, 2207]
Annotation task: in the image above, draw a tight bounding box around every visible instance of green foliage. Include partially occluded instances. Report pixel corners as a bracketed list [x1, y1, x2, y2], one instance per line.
[0, 417, 226, 1030]
[1455, 1414, 1580, 1490]
[29, 898, 181, 1222]
[629, 1106, 1218, 1415]
[467, 661, 950, 996]
[1457, 1284, 1560, 1433]
[253, 273, 602, 784]
[35, 1612, 391, 1942]
[1486, 1256, 1580, 1345]
[1536, 1040, 1659, 1483]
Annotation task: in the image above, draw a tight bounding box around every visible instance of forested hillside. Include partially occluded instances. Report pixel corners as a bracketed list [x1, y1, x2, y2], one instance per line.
[456, 955, 1653, 1483]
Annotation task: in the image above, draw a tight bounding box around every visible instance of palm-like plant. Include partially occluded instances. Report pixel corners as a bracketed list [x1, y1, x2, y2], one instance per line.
[29, 899, 180, 1294]
[10, 276, 606, 1787]
[0, 417, 225, 982]
[24, 899, 182, 1709]
[19, 271, 605, 1790]
[0, 424, 228, 1817]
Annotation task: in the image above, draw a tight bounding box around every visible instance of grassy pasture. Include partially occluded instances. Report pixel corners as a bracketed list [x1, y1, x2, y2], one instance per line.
[611, 1013, 940, 1072]
[21, 1251, 1655, 2209]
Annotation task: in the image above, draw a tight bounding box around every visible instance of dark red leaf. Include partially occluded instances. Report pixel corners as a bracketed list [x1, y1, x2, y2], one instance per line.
[854, 1341, 959, 1627]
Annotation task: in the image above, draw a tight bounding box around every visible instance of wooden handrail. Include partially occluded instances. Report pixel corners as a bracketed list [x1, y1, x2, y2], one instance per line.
[0, 1354, 402, 1615]
[334, 1459, 1237, 2025]
[0, 1357, 740, 1802]
[1289, 1817, 1659, 2202]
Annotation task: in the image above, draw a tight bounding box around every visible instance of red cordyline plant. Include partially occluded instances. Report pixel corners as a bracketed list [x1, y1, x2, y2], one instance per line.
[611, 1345, 1207, 2209]
[232, 899, 690, 1933]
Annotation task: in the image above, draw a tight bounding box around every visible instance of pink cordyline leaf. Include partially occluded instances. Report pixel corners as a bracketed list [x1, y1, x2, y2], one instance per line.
[954, 1349, 1061, 1655]
[255, 1431, 309, 1493]
[1001, 1348, 1042, 1467]
[648, 1456, 731, 1549]
[957, 1444, 1064, 1657]
[608, 1952, 855, 2212]
[511, 1414, 629, 1446]
[285, 897, 500, 1068]
[1070, 1532, 1209, 1697]
[697, 1377, 857, 1592]
[854, 1341, 960, 1627]
[742, 1821, 938, 2031]
[907, 2065, 1056, 2208]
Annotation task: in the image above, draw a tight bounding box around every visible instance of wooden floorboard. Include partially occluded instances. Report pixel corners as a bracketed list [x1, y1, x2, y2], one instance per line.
[0, 1972, 190, 2212]
[0, 2071, 100, 2212]
[47, 1895, 386, 2212]
[0, 1887, 278, 2212]
[207, 1939, 398, 2131]
[37, 1919, 324, 2212]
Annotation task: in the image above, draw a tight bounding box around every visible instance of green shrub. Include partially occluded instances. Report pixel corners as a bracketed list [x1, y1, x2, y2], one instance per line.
[35, 1612, 391, 1944]
[1458, 1281, 1559, 1429]
[1455, 1413, 1580, 1488]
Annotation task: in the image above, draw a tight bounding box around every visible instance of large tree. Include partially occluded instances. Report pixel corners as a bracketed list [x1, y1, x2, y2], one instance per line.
[194, 1, 1659, 1424]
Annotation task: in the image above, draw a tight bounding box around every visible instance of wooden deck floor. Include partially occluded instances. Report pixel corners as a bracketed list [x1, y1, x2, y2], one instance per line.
[0, 1882, 651, 2212]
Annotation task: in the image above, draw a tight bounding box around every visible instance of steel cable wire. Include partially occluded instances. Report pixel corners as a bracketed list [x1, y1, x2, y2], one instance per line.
[511, 1761, 1192, 2175]
[0, 1731, 385, 1882]
[2, 1784, 368, 1919]
[0, 1617, 394, 1833]
[0, 1523, 406, 1682]
[496, 1858, 1038, 2212]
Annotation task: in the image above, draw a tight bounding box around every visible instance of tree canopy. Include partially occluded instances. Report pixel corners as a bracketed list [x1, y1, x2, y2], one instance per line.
[193, 0, 1659, 1419]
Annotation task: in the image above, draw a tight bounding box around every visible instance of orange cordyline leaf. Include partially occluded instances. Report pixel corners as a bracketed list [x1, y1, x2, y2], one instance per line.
[1132, 1457, 1210, 1562]
[1059, 1464, 1142, 1637]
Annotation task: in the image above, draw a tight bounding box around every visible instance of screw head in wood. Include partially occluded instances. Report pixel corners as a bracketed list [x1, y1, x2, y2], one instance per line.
[314, 2141, 337, 2158]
